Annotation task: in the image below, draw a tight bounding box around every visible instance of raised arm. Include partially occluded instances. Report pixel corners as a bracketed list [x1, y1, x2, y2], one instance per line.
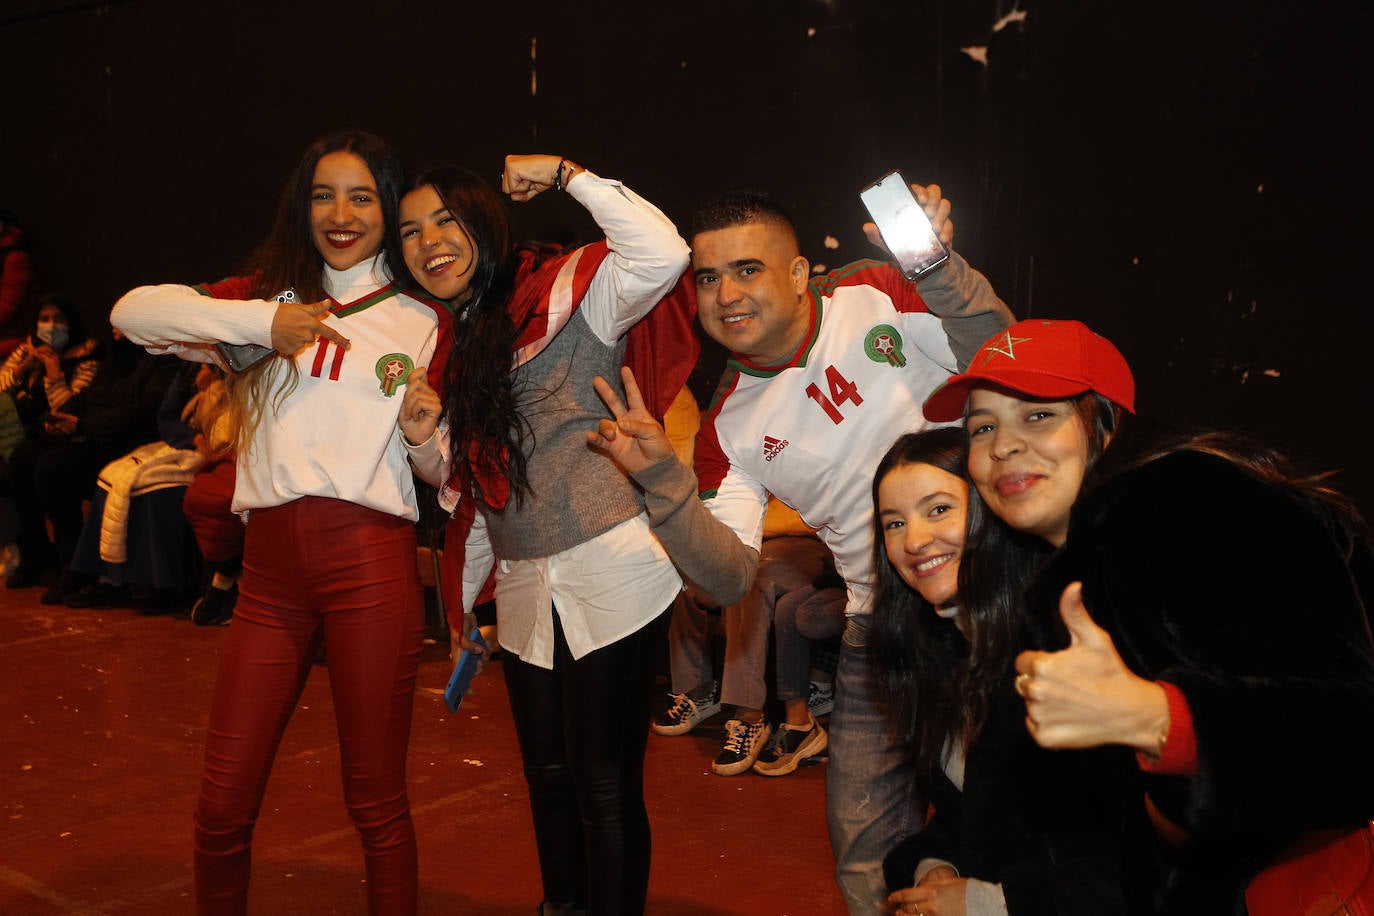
[503, 154, 690, 345]
[865, 181, 1014, 369]
[916, 250, 1014, 370]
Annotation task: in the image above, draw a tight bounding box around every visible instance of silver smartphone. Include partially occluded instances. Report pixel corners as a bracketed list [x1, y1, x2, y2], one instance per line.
[859, 170, 950, 280]
[215, 288, 295, 372]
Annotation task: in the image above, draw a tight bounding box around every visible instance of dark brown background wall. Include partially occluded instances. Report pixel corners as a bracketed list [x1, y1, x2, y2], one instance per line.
[3, 0, 1371, 516]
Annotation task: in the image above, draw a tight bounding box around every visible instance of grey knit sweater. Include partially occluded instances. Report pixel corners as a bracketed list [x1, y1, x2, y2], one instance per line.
[482, 310, 643, 560]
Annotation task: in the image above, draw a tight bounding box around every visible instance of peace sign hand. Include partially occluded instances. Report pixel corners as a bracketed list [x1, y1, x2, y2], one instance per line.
[586, 366, 675, 474]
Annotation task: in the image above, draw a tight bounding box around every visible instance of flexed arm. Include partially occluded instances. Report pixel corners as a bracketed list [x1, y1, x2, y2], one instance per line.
[502, 154, 690, 345]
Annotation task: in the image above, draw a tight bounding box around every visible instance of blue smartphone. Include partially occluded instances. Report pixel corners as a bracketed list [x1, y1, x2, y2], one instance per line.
[444, 627, 488, 713]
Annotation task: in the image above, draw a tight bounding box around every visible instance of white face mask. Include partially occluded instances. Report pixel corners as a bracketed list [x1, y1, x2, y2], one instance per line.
[36, 320, 69, 352]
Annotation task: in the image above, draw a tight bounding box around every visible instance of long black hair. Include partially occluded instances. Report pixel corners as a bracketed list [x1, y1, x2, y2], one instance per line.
[228, 130, 404, 452]
[390, 165, 534, 509]
[871, 424, 1057, 781]
[1095, 425, 1369, 556]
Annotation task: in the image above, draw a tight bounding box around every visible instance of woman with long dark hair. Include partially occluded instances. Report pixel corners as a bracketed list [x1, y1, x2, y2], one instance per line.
[395, 155, 692, 915]
[871, 428, 1155, 915]
[921, 318, 1374, 912]
[112, 130, 449, 914]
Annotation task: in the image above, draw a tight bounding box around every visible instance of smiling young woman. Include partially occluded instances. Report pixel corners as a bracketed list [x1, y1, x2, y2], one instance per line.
[391, 154, 695, 916]
[112, 130, 450, 915]
[964, 390, 1097, 548]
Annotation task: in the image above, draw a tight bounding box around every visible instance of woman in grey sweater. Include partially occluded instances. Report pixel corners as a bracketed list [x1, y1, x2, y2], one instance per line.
[396, 154, 693, 916]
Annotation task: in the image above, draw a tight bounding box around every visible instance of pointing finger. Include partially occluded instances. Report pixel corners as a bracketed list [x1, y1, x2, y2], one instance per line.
[316, 321, 351, 351]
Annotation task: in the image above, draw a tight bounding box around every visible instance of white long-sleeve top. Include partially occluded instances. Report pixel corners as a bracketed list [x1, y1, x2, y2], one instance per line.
[113, 254, 447, 520]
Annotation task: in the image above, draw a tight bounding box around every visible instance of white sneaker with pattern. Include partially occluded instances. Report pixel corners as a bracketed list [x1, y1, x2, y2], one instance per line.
[712, 718, 773, 776]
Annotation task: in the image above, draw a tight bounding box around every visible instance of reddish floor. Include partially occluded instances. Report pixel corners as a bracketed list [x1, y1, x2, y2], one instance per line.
[0, 586, 846, 915]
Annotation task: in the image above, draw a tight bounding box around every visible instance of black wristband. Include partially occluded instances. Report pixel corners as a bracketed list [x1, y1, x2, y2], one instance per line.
[554, 158, 567, 192]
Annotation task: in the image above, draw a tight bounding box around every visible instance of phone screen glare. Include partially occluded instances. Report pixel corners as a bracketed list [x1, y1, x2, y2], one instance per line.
[887, 204, 941, 268]
[862, 175, 947, 279]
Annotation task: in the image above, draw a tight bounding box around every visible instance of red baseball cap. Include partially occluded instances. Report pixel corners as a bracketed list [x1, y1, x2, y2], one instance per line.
[922, 319, 1135, 422]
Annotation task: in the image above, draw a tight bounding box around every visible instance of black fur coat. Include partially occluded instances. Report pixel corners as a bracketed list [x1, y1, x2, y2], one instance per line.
[1027, 447, 1374, 912]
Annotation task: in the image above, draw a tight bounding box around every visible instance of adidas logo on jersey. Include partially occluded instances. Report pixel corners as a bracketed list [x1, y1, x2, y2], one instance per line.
[763, 435, 789, 461]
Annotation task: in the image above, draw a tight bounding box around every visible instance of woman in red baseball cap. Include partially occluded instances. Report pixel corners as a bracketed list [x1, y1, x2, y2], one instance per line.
[924, 318, 1374, 913]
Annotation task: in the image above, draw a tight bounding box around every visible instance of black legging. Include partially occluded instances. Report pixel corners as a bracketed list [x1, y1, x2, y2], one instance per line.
[502, 604, 669, 916]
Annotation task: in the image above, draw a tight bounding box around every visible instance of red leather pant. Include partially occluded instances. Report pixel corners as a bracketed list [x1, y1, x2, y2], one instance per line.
[193, 497, 424, 914]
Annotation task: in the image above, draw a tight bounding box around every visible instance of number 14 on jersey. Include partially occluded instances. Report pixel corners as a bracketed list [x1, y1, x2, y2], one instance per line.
[805, 365, 864, 425]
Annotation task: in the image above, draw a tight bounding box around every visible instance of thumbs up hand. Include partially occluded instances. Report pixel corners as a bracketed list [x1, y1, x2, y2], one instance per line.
[1013, 582, 1171, 754]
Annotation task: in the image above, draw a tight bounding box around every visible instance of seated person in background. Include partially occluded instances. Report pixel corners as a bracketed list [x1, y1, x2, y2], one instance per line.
[180, 367, 242, 626]
[0, 294, 102, 460]
[0, 294, 102, 576]
[654, 495, 830, 779]
[4, 323, 179, 596]
[656, 315, 842, 771]
[756, 566, 846, 776]
[64, 363, 230, 613]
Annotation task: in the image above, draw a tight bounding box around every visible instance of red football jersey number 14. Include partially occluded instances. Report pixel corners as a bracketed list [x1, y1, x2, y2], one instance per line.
[805, 365, 864, 425]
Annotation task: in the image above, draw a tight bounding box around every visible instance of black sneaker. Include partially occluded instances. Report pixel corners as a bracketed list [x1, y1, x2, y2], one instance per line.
[7, 561, 53, 590]
[808, 681, 835, 718]
[191, 583, 238, 626]
[753, 717, 828, 776]
[651, 682, 722, 736]
[41, 571, 88, 606]
[712, 718, 773, 776]
[64, 581, 133, 609]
